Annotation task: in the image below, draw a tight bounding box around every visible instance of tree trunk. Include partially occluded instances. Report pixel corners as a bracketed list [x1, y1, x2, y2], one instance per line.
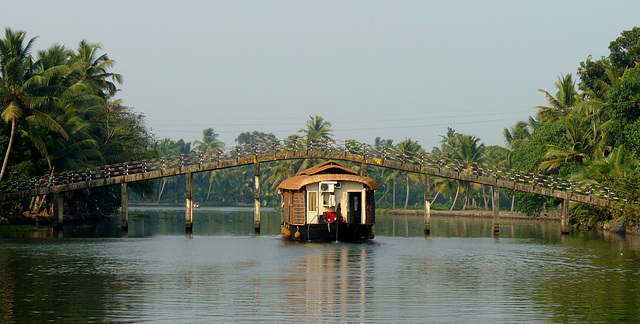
[450, 182, 460, 211]
[157, 180, 167, 203]
[206, 177, 213, 201]
[404, 175, 410, 209]
[482, 185, 489, 210]
[431, 191, 440, 205]
[392, 179, 396, 210]
[0, 118, 17, 183]
[462, 183, 469, 210]
[511, 194, 515, 212]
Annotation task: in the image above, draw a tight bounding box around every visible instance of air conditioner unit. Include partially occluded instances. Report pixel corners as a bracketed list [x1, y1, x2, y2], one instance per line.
[319, 181, 337, 193]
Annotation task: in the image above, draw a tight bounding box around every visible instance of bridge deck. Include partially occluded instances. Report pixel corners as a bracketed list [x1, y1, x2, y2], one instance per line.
[0, 140, 620, 208]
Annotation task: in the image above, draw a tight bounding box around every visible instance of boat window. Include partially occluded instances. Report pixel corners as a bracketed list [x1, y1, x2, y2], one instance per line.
[322, 192, 336, 206]
[308, 191, 317, 211]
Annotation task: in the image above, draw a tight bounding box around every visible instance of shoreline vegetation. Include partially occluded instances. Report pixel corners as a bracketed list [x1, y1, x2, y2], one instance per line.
[4, 205, 637, 236]
[2, 27, 640, 232]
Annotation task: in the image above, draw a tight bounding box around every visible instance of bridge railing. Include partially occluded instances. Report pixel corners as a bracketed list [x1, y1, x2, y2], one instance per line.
[0, 139, 621, 202]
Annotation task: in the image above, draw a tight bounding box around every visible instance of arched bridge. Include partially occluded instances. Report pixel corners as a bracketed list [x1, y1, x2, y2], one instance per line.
[0, 139, 622, 234]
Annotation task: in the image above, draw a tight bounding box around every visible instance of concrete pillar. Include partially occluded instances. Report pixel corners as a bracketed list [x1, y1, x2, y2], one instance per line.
[561, 198, 570, 234]
[424, 175, 431, 235]
[121, 183, 129, 229]
[492, 186, 500, 234]
[54, 193, 64, 227]
[185, 172, 193, 232]
[254, 162, 261, 234]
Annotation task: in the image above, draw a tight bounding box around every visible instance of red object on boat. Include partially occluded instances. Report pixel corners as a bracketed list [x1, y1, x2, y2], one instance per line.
[326, 212, 336, 222]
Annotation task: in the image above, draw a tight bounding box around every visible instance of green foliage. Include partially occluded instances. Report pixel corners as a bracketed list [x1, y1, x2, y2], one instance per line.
[607, 65, 640, 154]
[511, 118, 564, 171]
[577, 55, 613, 100]
[609, 27, 640, 70]
[0, 29, 152, 217]
[235, 131, 276, 145]
[299, 115, 333, 141]
[534, 74, 579, 122]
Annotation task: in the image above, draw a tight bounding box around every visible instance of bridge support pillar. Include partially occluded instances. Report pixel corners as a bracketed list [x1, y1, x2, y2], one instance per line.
[121, 183, 129, 230]
[54, 193, 64, 227]
[254, 161, 261, 234]
[492, 186, 500, 235]
[424, 175, 431, 235]
[561, 199, 570, 234]
[185, 172, 193, 233]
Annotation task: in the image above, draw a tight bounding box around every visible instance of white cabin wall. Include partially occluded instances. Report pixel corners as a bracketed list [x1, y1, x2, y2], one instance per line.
[305, 181, 365, 224]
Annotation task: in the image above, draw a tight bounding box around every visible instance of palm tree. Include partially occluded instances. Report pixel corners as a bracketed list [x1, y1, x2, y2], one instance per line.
[397, 138, 422, 209]
[504, 120, 534, 150]
[534, 74, 579, 122]
[384, 169, 401, 209]
[493, 118, 537, 211]
[374, 136, 394, 149]
[444, 134, 485, 210]
[572, 147, 638, 189]
[154, 138, 186, 202]
[69, 40, 123, 98]
[299, 115, 333, 141]
[193, 128, 225, 201]
[0, 28, 69, 182]
[539, 111, 611, 171]
[193, 128, 224, 156]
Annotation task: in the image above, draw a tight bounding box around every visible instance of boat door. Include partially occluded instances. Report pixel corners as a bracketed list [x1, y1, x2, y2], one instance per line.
[347, 192, 362, 224]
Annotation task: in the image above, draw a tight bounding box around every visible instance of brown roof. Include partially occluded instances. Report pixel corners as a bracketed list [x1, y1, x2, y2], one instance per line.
[296, 161, 358, 176]
[278, 161, 380, 191]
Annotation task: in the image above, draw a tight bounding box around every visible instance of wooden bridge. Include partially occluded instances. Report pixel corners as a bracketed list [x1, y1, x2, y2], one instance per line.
[0, 139, 622, 235]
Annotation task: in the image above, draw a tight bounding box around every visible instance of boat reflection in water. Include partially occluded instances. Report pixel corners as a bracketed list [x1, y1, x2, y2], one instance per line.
[280, 242, 379, 321]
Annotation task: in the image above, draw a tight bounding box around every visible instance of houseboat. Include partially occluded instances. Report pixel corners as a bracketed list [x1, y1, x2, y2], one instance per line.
[277, 161, 379, 242]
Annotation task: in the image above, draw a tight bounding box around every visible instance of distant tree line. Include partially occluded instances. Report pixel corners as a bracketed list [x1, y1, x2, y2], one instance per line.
[3, 27, 640, 229]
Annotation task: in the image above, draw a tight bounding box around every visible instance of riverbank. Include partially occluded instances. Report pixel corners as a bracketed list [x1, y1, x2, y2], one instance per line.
[381, 208, 640, 235]
[380, 209, 561, 220]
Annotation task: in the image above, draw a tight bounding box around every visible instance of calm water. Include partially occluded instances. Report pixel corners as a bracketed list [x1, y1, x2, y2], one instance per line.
[2, 207, 640, 323]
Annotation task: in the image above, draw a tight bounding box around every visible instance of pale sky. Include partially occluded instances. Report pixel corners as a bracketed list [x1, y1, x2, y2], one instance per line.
[2, 1, 639, 150]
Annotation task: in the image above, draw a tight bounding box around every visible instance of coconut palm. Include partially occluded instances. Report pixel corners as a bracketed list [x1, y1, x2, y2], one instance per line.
[35, 44, 73, 72]
[539, 110, 612, 171]
[193, 128, 224, 155]
[534, 74, 580, 122]
[69, 40, 123, 98]
[0, 28, 69, 182]
[154, 138, 187, 202]
[573, 147, 638, 185]
[193, 128, 225, 201]
[443, 134, 485, 210]
[299, 115, 333, 141]
[397, 138, 422, 209]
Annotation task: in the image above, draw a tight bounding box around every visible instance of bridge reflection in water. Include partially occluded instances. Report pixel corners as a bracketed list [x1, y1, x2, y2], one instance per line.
[0, 139, 621, 235]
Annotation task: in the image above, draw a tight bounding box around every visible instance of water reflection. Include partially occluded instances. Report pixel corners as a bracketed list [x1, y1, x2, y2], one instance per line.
[2, 208, 640, 322]
[5, 208, 640, 250]
[281, 243, 374, 322]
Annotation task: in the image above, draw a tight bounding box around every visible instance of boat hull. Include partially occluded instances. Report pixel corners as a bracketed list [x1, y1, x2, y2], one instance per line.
[284, 222, 373, 242]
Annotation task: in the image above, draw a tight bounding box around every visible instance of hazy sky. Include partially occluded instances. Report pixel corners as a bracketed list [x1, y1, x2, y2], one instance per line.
[2, 1, 639, 150]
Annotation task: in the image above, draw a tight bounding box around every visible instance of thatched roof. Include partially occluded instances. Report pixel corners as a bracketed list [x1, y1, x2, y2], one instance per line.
[277, 161, 379, 190]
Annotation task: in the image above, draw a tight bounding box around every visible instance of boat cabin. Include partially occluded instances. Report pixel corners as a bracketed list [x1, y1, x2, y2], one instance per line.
[277, 161, 379, 241]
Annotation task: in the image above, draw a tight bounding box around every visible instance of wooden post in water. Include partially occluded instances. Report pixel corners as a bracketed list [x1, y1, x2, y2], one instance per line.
[492, 186, 500, 234]
[54, 192, 64, 227]
[561, 198, 570, 234]
[121, 183, 129, 230]
[185, 172, 193, 232]
[254, 161, 261, 234]
[424, 175, 431, 235]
